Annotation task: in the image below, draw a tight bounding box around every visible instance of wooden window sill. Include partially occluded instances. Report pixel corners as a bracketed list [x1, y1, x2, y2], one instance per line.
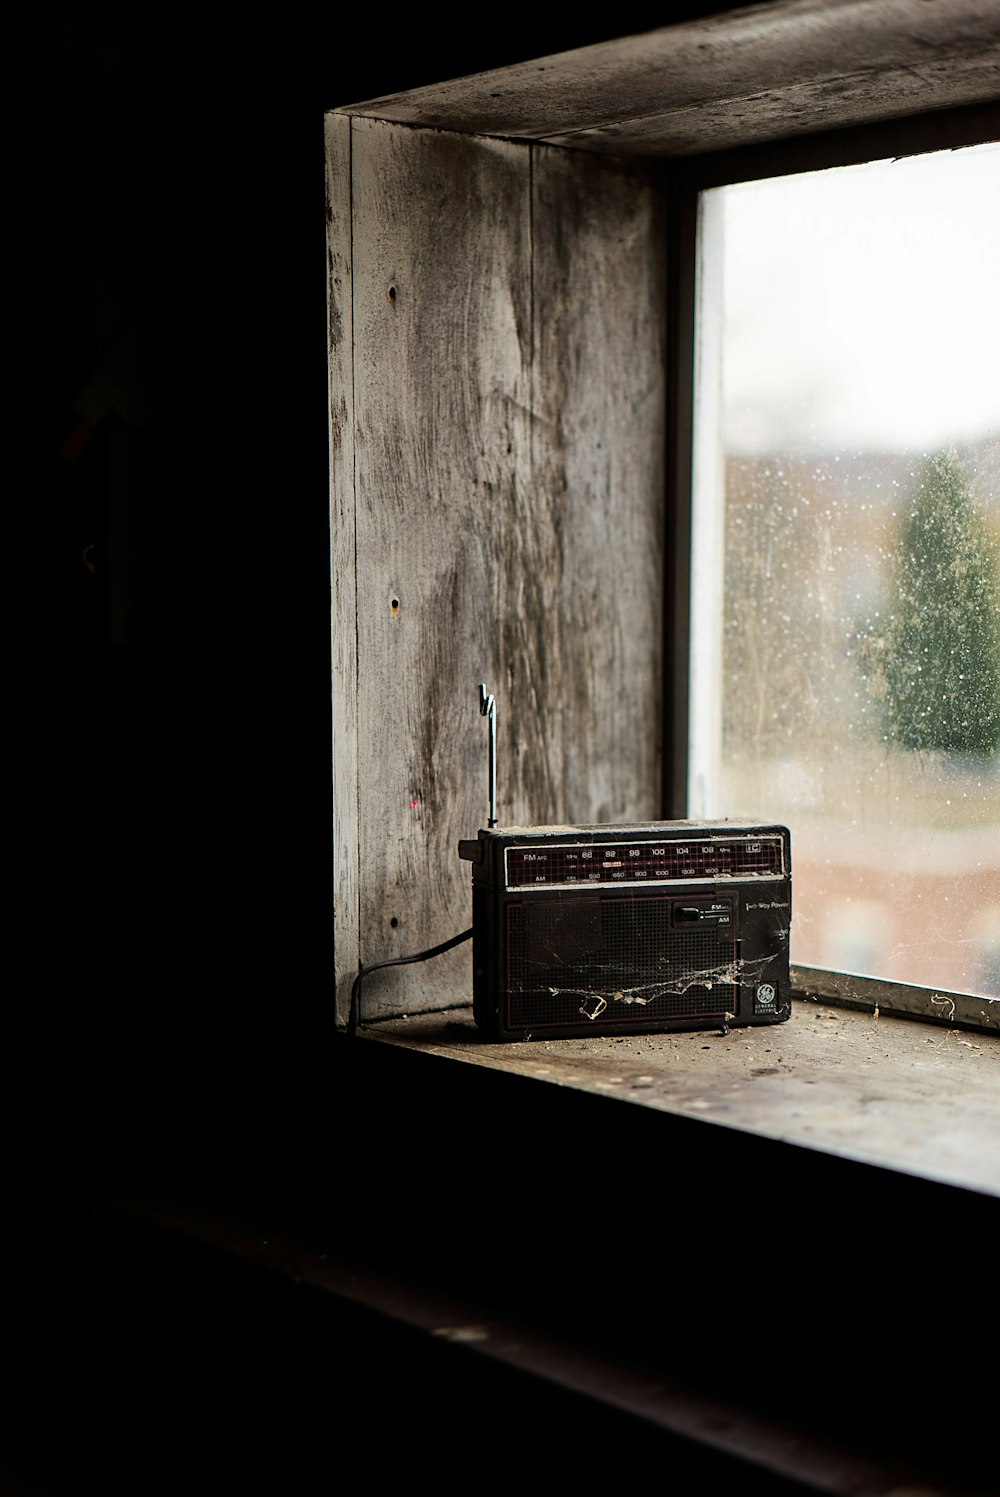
[357, 996, 1000, 1199]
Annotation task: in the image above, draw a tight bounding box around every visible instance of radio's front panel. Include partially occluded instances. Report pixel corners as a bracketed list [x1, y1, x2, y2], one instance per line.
[464, 823, 791, 1039]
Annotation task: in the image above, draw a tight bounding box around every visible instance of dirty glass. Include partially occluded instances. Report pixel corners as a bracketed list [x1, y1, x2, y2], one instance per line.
[690, 142, 1000, 1000]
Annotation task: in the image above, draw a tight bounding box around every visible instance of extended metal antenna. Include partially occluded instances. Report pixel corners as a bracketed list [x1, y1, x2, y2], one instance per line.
[479, 683, 498, 827]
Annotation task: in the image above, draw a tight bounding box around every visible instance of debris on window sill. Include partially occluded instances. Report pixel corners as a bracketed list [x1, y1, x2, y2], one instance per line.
[363, 997, 1000, 1197]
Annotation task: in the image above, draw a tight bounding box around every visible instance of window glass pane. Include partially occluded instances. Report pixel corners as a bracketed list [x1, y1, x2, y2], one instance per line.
[691, 143, 1000, 999]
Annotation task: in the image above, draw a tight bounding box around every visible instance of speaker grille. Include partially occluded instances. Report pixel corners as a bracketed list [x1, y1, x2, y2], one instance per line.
[504, 894, 736, 1030]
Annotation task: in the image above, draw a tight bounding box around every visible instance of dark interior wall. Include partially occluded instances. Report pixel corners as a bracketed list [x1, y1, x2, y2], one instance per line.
[7, 19, 355, 1187]
[6, 37, 333, 1190]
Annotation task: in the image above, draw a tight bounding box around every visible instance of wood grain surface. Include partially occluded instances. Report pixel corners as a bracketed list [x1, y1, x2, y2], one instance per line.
[338, 2, 1000, 158]
[326, 113, 360, 1020]
[329, 118, 666, 1019]
[367, 998, 1000, 1198]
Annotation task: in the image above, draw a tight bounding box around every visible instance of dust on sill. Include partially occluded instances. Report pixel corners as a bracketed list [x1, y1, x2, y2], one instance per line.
[364, 998, 1000, 1197]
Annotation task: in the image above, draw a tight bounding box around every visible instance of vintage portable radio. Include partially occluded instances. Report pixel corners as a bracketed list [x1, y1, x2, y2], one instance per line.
[459, 688, 791, 1040]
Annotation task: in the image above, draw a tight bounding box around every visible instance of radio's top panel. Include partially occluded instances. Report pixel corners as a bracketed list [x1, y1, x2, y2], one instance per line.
[504, 831, 787, 891]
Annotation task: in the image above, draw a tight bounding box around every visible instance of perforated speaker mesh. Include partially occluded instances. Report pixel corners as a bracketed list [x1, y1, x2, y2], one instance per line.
[504, 894, 736, 1030]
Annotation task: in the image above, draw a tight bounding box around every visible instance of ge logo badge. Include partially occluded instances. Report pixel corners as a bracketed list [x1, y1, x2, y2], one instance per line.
[755, 982, 777, 1013]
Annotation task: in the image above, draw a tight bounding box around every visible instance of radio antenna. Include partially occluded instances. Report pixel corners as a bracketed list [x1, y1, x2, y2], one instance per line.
[479, 683, 498, 828]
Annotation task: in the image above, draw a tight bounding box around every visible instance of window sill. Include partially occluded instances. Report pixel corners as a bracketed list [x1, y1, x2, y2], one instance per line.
[359, 994, 1000, 1199]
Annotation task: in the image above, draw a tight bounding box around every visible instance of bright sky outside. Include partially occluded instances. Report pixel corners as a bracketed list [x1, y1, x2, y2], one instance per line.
[717, 139, 1000, 456]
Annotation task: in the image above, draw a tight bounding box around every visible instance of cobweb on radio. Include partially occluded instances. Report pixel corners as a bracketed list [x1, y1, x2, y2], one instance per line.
[535, 949, 784, 1022]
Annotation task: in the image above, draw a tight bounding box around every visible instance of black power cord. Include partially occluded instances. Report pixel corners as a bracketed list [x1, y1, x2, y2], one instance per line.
[347, 927, 473, 1037]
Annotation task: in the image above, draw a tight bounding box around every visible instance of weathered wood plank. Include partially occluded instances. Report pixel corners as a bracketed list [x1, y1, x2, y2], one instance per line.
[542, 51, 1000, 157]
[343, 122, 666, 1020]
[325, 113, 360, 1025]
[367, 999, 1000, 1200]
[350, 120, 532, 1014]
[529, 145, 665, 822]
[337, 1, 1000, 158]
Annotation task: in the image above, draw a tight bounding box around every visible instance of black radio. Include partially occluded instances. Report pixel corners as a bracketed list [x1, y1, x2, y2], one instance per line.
[458, 688, 791, 1040]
